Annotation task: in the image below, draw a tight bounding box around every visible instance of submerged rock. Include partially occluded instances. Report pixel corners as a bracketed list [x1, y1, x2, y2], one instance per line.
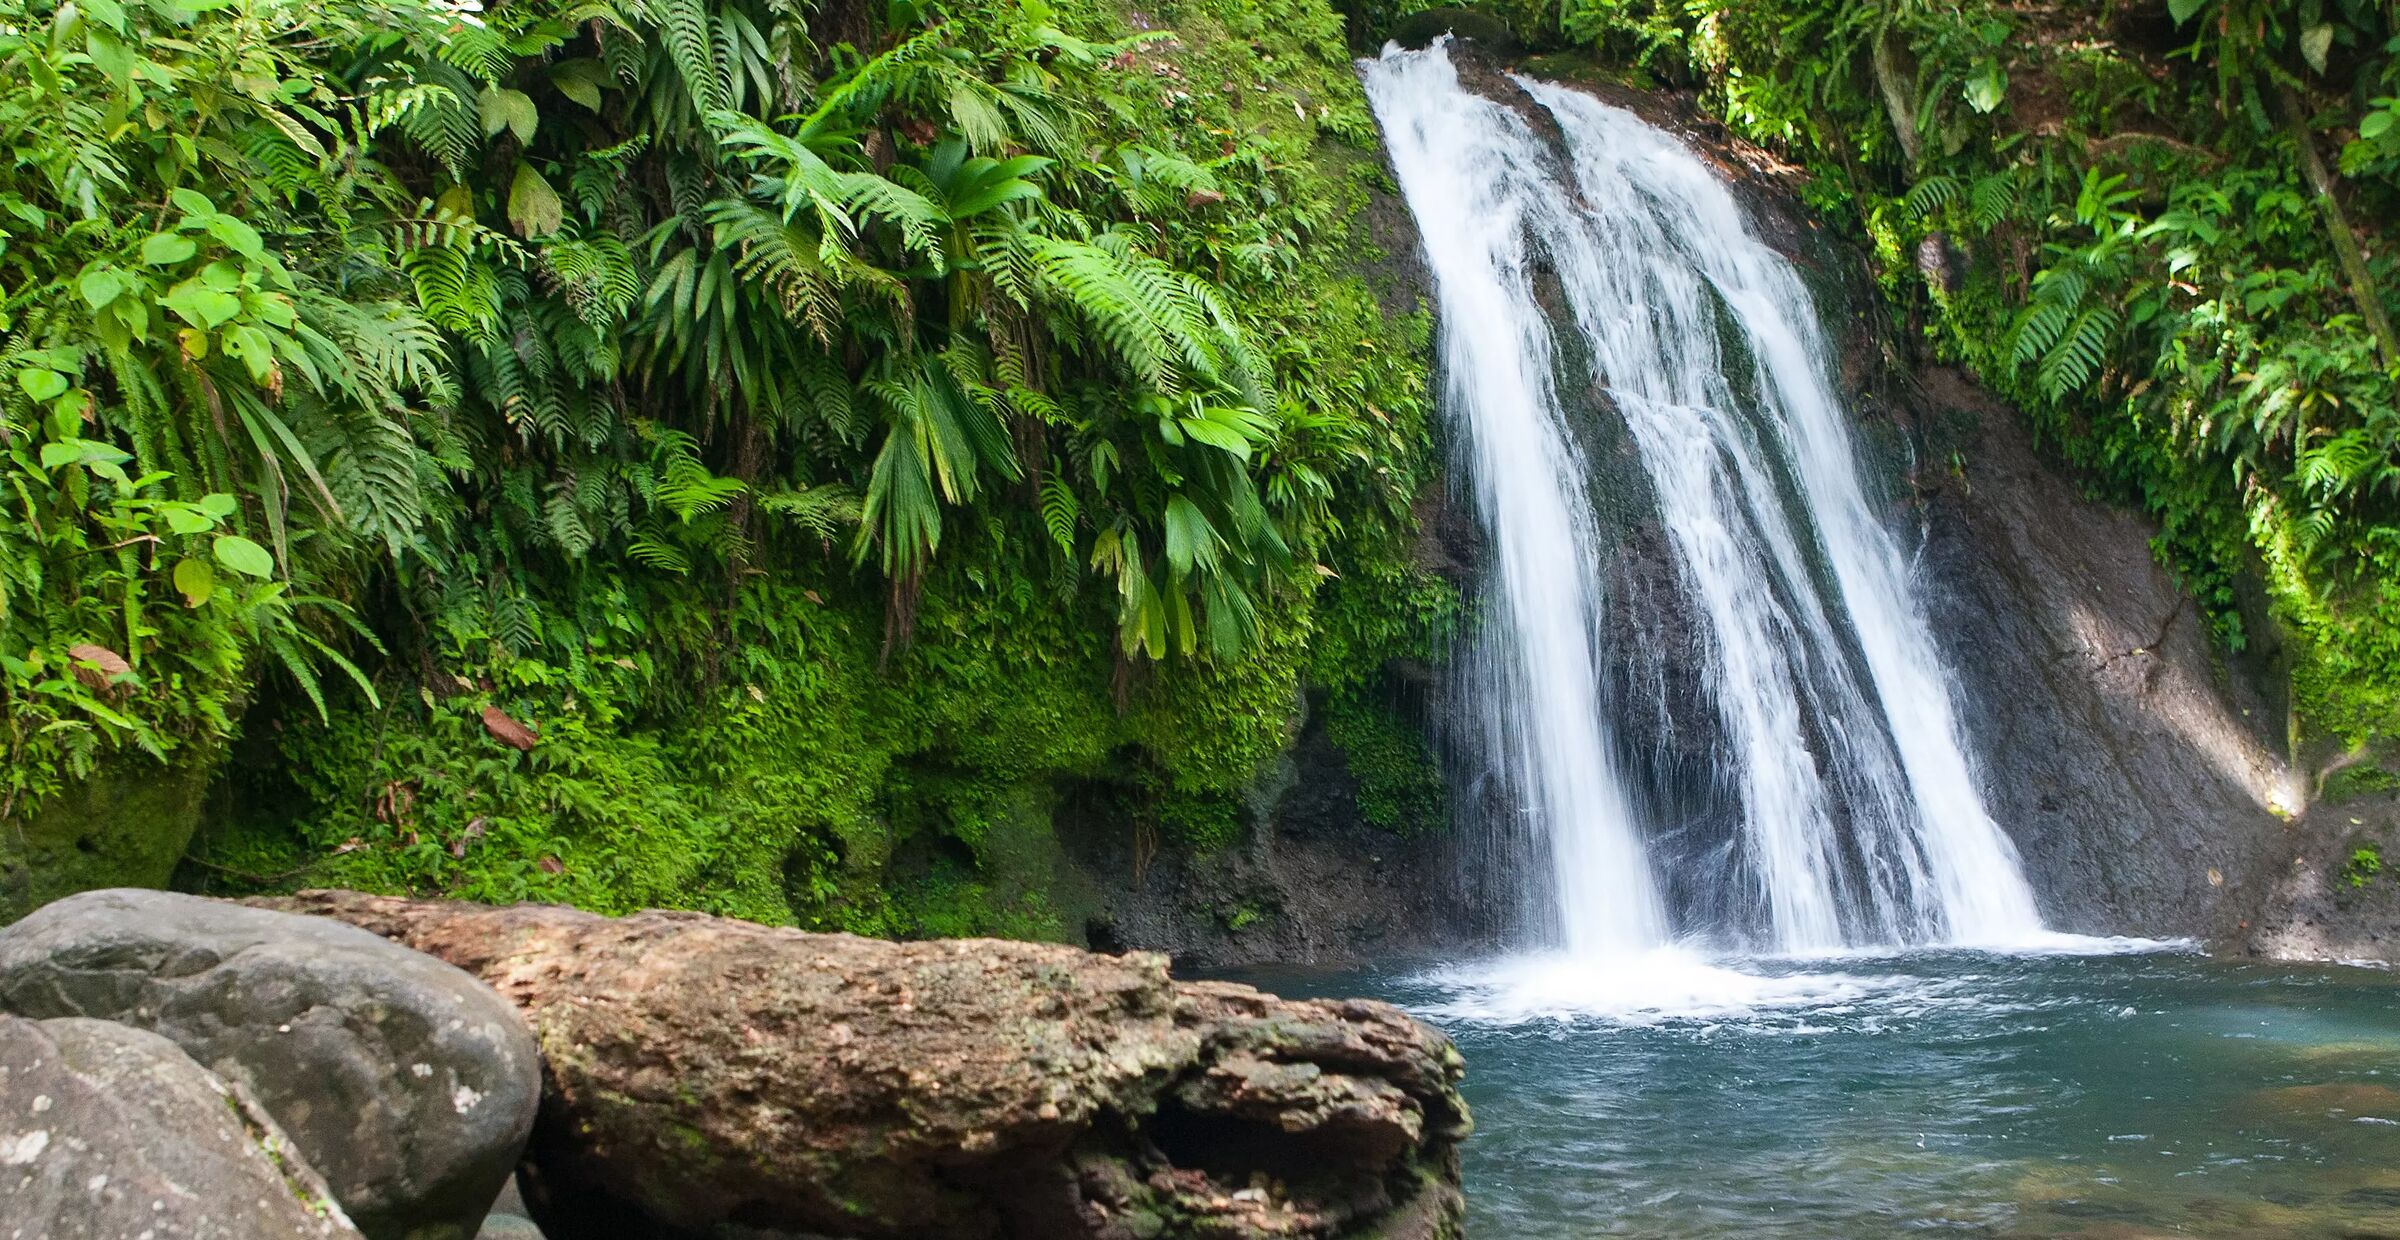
[0, 1013, 362, 1238]
[0, 889, 541, 1240]
[262, 890, 1471, 1240]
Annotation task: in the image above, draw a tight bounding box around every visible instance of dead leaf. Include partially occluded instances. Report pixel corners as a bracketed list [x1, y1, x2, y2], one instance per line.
[1185, 188, 1225, 208]
[481, 706, 538, 751]
[333, 837, 366, 855]
[464, 816, 489, 839]
[67, 643, 132, 691]
[537, 855, 564, 875]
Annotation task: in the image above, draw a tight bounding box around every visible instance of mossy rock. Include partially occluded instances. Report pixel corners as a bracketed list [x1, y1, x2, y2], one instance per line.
[1388, 6, 1523, 55]
[0, 754, 214, 922]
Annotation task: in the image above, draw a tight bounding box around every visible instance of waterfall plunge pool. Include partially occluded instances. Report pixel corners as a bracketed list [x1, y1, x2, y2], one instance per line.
[1233, 946, 2400, 1238]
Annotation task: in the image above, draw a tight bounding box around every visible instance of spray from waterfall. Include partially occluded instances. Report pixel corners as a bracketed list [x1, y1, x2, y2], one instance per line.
[1361, 40, 2042, 954]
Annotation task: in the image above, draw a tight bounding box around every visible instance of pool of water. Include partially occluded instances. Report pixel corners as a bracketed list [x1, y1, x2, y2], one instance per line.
[1233, 944, 2400, 1238]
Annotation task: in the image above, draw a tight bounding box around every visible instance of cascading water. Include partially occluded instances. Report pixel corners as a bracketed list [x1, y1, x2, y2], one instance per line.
[1361, 40, 2043, 957]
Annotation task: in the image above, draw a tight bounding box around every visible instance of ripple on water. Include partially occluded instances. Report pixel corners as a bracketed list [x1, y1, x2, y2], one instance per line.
[1235, 946, 2400, 1239]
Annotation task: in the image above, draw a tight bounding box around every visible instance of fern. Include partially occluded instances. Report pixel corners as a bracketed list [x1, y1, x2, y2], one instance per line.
[1039, 476, 1080, 556]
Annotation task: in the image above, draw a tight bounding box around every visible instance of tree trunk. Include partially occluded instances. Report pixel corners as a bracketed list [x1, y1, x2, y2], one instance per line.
[2277, 83, 2400, 368]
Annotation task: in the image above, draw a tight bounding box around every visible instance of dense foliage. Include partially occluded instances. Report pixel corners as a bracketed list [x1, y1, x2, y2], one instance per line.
[1382, 0, 2400, 750]
[0, 0, 1446, 927]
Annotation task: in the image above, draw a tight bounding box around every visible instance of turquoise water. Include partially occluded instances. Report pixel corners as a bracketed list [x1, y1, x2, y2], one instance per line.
[1237, 946, 2400, 1238]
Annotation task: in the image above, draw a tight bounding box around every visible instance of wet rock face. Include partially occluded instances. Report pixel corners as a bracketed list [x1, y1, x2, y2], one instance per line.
[259, 890, 1470, 1240]
[0, 1013, 363, 1239]
[1907, 368, 2296, 940]
[0, 888, 541, 1240]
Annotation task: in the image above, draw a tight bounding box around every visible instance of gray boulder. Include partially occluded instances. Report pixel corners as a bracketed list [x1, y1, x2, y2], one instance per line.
[0, 1013, 362, 1238]
[0, 889, 540, 1240]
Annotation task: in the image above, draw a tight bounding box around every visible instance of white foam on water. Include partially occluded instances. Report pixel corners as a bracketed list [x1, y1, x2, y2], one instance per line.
[1415, 948, 1900, 1027]
[1412, 934, 2195, 1028]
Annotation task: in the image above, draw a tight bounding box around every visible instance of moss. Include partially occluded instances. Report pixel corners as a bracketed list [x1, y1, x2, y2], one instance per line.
[2324, 763, 2400, 806]
[1322, 693, 1446, 836]
[2, 750, 216, 922]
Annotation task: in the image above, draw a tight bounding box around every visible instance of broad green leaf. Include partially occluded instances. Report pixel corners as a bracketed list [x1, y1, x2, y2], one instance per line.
[205, 213, 264, 260]
[1964, 61, 2007, 114]
[162, 280, 242, 328]
[2301, 23, 2333, 74]
[164, 505, 213, 535]
[168, 187, 215, 216]
[221, 324, 276, 383]
[173, 557, 215, 608]
[38, 439, 129, 470]
[141, 232, 196, 265]
[197, 493, 238, 518]
[551, 60, 606, 110]
[213, 534, 275, 578]
[1178, 416, 1253, 458]
[16, 368, 67, 402]
[2364, 111, 2396, 140]
[480, 87, 538, 144]
[78, 268, 128, 309]
[508, 162, 564, 238]
[2167, 0, 2209, 23]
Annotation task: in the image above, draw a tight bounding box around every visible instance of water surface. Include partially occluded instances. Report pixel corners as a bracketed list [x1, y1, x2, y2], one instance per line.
[1239, 947, 2400, 1237]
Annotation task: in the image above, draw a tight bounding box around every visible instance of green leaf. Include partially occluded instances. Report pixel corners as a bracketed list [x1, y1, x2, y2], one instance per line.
[38, 439, 129, 470]
[168, 187, 215, 217]
[480, 87, 539, 144]
[220, 324, 276, 383]
[2363, 111, 2396, 140]
[162, 280, 242, 328]
[173, 557, 215, 608]
[2167, 0, 2209, 24]
[141, 232, 197, 265]
[16, 368, 67, 402]
[507, 162, 564, 238]
[2301, 23, 2333, 74]
[164, 505, 213, 535]
[551, 60, 606, 111]
[78, 268, 129, 309]
[205, 214, 264, 260]
[1178, 416, 1252, 458]
[197, 493, 238, 518]
[212, 534, 276, 578]
[1964, 61, 2007, 114]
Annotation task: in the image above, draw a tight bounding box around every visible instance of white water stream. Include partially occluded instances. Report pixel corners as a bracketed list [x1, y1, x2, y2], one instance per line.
[1361, 41, 2042, 958]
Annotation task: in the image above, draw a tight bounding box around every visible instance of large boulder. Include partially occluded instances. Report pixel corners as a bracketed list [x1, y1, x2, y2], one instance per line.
[0, 889, 541, 1240]
[0, 1013, 362, 1238]
[261, 890, 1472, 1240]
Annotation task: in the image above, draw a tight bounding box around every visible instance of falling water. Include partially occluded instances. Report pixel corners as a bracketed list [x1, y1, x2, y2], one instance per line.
[1361, 41, 2042, 952]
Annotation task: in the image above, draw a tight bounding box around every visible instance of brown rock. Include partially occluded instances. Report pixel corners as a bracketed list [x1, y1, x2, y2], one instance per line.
[255, 891, 1469, 1240]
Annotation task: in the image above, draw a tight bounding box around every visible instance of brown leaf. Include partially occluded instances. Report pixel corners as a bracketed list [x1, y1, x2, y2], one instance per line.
[333, 837, 366, 855]
[1184, 188, 1225, 208]
[67, 644, 132, 692]
[450, 837, 467, 859]
[481, 706, 538, 751]
[464, 816, 489, 840]
[537, 855, 565, 875]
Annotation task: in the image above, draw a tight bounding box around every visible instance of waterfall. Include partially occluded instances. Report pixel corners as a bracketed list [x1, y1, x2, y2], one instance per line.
[1362, 41, 2043, 952]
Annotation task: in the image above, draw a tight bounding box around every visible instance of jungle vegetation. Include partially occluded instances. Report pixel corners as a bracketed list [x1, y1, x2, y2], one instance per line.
[0, 0, 1450, 928]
